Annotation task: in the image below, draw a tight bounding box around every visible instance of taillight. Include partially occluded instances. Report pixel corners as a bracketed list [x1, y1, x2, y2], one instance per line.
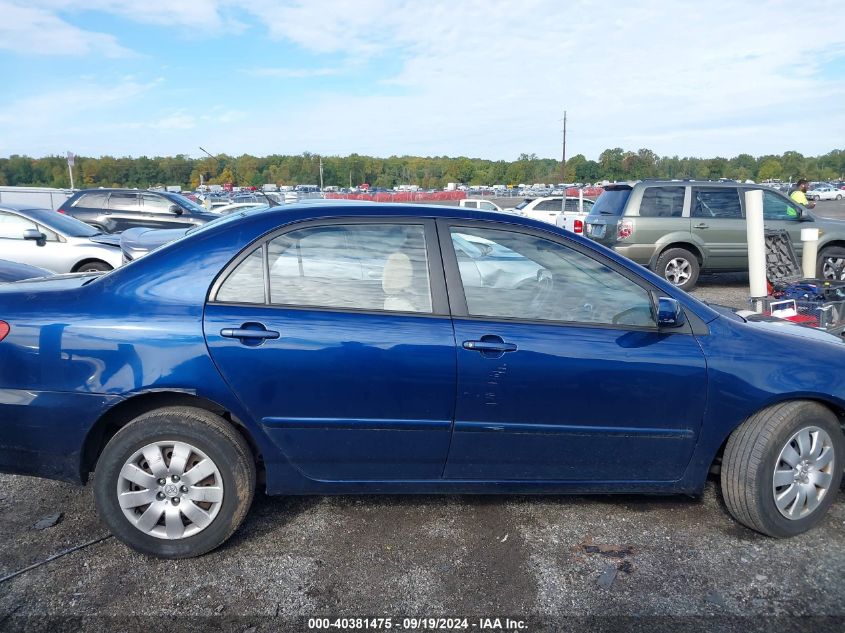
[56, 208, 66, 214]
[573, 219, 584, 234]
[0, 321, 9, 342]
[617, 220, 633, 241]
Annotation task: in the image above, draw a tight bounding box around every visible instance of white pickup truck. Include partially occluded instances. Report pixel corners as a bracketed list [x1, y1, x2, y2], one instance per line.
[508, 196, 595, 233]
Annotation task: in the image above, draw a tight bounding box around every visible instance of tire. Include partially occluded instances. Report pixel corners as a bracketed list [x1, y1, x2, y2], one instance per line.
[654, 248, 700, 292]
[836, 194, 842, 201]
[75, 260, 113, 273]
[94, 406, 256, 558]
[721, 401, 843, 538]
[816, 246, 845, 281]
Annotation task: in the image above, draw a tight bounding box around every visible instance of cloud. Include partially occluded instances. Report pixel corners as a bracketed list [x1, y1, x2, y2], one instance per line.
[1, 0, 844, 158]
[0, 1, 134, 57]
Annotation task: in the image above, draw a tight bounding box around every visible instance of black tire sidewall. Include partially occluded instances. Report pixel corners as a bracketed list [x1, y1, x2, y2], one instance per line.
[656, 248, 699, 292]
[79, 261, 112, 272]
[94, 415, 251, 558]
[752, 407, 844, 538]
[816, 246, 845, 280]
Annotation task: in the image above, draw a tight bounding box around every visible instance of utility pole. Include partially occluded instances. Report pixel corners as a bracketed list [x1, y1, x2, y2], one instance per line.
[560, 110, 567, 184]
[319, 157, 324, 190]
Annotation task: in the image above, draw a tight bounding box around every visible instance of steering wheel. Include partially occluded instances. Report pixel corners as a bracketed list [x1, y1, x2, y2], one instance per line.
[529, 269, 554, 312]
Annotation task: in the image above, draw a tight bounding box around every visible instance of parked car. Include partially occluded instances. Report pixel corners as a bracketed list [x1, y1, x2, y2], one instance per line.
[513, 196, 595, 226]
[584, 180, 845, 291]
[0, 204, 123, 273]
[1, 202, 843, 558]
[0, 258, 52, 282]
[555, 198, 597, 235]
[459, 199, 505, 213]
[807, 186, 844, 201]
[57, 189, 221, 233]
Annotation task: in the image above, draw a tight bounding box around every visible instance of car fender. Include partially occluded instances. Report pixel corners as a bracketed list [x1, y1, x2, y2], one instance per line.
[648, 233, 706, 270]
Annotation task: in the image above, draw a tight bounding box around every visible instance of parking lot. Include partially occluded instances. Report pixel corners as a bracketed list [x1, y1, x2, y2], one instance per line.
[2, 198, 845, 632]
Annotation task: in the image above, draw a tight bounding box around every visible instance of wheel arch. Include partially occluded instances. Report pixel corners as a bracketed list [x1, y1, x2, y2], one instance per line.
[707, 396, 845, 475]
[71, 258, 112, 273]
[648, 241, 704, 271]
[80, 390, 263, 484]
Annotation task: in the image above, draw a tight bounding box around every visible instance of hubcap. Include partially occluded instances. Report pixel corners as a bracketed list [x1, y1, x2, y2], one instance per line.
[772, 427, 835, 520]
[117, 441, 224, 540]
[822, 256, 845, 281]
[664, 258, 691, 285]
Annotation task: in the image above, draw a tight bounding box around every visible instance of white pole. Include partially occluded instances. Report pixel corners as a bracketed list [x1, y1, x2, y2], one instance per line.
[745, 189, 768, 311]
[68, 163, 74, 190]
[579, 187, 583, 213]
[801, 228, 820, 279]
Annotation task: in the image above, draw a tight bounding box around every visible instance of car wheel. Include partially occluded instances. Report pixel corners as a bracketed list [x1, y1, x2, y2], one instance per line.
[816, 246, 845, 281]
[654, 248, 700, 292]
[93, 406, 256, 558]
[836, 194, 842, 200]
[721, 401, 843, 537]
[76, 261, 113, 273]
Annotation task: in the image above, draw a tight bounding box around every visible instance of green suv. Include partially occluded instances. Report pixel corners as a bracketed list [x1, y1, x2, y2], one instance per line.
[584, 180, 845, 291]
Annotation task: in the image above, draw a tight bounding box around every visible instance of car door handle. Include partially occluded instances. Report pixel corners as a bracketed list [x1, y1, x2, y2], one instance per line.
[220, 327, 280, 340]
[694, 223, 709, 229]
[463, 339, 517, 353]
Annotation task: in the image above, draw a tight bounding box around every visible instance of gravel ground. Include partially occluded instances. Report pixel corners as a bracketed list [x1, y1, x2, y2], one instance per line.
[2, 199, 844, 632]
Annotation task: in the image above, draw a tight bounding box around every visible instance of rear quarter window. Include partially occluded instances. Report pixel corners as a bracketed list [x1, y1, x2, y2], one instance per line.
[73, 192, 108, 209]
[638, 186, 685, 218]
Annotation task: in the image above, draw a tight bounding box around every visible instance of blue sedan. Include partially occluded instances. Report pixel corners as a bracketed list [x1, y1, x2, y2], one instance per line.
[0, 203, 842, 558]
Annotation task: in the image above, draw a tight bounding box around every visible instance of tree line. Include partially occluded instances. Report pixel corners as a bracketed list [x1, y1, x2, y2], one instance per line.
[1, 149, 842, 190]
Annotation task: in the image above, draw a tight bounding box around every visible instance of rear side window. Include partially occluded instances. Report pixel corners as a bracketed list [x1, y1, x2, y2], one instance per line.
[267, 224, 432, 313]
[73, 192, 108, 209]
[590, 189, 631, 216]
[692, 189, 742, 219]
[639, 187, 685, 218]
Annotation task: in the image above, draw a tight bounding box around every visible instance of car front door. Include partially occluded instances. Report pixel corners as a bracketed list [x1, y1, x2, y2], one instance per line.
[439, 220, 708, 482]
[203, 219, 457, 481]
[690, 187, 746, 271]
[140, 193, 194, 229]
[105, 192, 142, 231]
[760, 189, 805, 260]
[0, 211, 67, 271]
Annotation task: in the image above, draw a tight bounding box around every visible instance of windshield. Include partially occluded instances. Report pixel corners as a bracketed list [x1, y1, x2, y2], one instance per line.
[514, 199, 532, 211]
[23, 208, 100, 237]
[590, 189, 632, 216]
[166, 193, 209, 214]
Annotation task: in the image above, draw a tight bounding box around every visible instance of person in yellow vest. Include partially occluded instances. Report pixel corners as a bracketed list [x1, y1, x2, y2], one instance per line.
[790, 179, 816, 209]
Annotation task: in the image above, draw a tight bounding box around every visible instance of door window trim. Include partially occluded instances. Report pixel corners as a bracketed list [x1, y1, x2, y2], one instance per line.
[207, 216, 451, 317]
[435, 217, 693, 333]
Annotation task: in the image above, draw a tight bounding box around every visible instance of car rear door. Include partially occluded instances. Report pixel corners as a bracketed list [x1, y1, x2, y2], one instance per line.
[203, 219, 457, 481]
[438, 219, 708, 482]
[690, 187, 745, 271]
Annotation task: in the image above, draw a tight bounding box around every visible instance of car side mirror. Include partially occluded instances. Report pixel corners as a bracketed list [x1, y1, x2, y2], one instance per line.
[169, 204, 183, 215]
[23, 228, 47, 246]
[656, 297, 686, 328]
[797, 208, 813, 222]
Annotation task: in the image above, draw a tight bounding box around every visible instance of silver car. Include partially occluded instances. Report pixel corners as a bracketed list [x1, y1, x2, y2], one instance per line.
[0, 204, 122, 273]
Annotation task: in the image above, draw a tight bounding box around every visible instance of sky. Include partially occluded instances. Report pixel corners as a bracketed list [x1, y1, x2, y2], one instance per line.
[0, 0, 844, 162]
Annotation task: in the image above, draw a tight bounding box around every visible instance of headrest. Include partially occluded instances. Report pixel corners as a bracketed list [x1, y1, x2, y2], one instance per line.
[382, 252, 413, 294]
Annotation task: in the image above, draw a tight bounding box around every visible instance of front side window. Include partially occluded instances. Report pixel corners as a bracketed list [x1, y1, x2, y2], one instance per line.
[450, 226, 655, 327]
[142, 193, 174, 213]
[216, 224, 432, 313]
[0, 211, 37, 239]
[639, 186, 685, 218]
[763, 190, 800, 221]
[691, 189, 742, 219]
